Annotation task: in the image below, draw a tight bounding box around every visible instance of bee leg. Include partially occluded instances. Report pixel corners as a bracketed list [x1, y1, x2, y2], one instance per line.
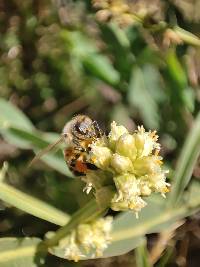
[92, 120, 103, 137]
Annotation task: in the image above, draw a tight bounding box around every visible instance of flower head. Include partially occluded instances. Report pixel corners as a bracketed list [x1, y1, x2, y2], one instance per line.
[51, 216, 113, 262]
[92, 0, 164, 27]
[83, 122, 169, 215]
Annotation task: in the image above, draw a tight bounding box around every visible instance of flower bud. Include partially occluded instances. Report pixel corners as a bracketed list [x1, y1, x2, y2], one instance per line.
[111, 198, 129, 211]
[128, 196, 147, 212]
[111, 194, 146, 212]
[139, 180, 152, 196]
[113, 174, 141, 206]
[111, 153, 133, 173]
[109, 121, 128, 149]
[133, 156, 161, 176]
[148, 172, 170, 194]
[116, 133, 137, 161]
[134, 126, 160, 157]
[90, 146, 112, 169]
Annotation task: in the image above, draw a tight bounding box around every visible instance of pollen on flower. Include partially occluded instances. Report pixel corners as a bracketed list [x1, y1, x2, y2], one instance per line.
[83, 121, 170, 215]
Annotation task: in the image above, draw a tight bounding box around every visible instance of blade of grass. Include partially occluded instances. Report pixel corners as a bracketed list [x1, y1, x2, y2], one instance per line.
[174, 26, 200, 47]
[167, 112, 200, 207]
[0, 182, 70, 226]
[155, 246, 174, 267]
[135, 239, 152, 267]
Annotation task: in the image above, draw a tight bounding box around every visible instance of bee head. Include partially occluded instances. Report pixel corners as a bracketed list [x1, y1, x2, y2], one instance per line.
[73, 115, 96, 139]
[62, 115, 98, 145]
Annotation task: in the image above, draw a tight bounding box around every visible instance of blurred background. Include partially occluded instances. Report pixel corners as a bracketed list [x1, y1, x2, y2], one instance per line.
[0, 0, 200, 266]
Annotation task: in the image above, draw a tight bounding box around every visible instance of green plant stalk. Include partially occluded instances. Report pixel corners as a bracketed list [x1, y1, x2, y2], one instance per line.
[130, 11, 200, 47]
[167, 112, 200, 207]
[135, 239, 152, 267]
[156, 246, 174, 267]
[174, 26, 200, 47]
[44, 199, 106, 248]
[0, 182, 70, 226]
[123, 9, 200, 47]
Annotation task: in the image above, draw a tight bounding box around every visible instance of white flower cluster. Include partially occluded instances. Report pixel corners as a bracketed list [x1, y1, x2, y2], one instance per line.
[58, 217, 113, 262]
[84, 122, 170, 214]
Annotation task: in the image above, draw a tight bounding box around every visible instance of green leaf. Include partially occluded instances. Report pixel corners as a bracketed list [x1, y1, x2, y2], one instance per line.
[0, 237, 42, 267]
[104, 237, 145, 258]
[1, 126, 73, 177]
[167, 112, 200, 207]
[0, 182, 70, 226]
[0, 99, 73, 176]
[164, 50, 194, 112]
[100, 23, 132, 80]
[11, 127, 72, 177]
[61, 30, 97, 57]
[128, 66, 160, 129]
[103, 181, 200, 259]
[61, 30, 120, 85]
[83, 54, 120, 85]
[108, 23, 130, 49]
[0, 98, 34, 131]
[165, 49, 187, 90]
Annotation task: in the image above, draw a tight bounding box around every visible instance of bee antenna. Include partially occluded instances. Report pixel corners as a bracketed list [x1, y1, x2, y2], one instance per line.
[28, 136, 64, 168]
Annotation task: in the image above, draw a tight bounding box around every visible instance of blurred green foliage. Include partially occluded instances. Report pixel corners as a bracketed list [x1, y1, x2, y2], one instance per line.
[0, 0, 200, 266]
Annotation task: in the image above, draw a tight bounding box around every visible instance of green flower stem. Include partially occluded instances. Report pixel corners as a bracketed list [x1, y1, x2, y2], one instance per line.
[135, 239, 152, 267]
[174, 26, 200, 47]
[44, 199, 107, 248]
[131, 13, 143, 24]
[0, 182, 70, 226]
[129, 11, 200, 47]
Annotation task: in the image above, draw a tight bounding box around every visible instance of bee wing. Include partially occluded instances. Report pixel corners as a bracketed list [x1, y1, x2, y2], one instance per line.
[29, 136, 64, 167]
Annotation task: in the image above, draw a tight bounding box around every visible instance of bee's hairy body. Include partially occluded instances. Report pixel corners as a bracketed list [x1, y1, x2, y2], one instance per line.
[63, 115, 102, 175]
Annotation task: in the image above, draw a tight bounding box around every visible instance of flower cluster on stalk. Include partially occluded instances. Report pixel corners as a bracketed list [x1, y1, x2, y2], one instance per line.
[83, 122, 170, 215]
[50, 217, 113, 262]
[92, 0, 164, 27]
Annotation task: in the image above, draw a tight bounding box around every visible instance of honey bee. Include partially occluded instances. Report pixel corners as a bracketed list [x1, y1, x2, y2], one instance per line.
[30, 115, 103, 175]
